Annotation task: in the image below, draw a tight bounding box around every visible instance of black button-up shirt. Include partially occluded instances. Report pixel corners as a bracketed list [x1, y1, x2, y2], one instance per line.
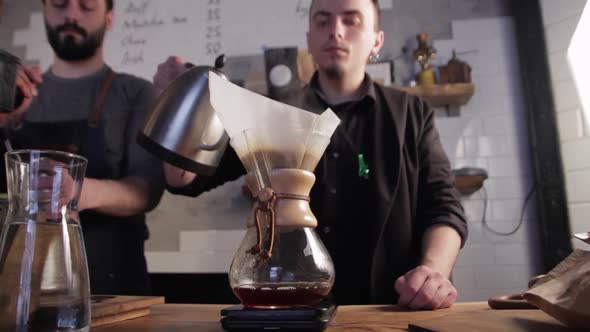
[307, 73, 386, 304]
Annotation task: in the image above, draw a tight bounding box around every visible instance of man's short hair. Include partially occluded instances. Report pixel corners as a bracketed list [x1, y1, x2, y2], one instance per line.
[41, 0, 114, 12]
[309, 0, 381, 30]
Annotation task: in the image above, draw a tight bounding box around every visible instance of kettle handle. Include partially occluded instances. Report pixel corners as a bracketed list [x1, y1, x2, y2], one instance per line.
[199, 130, 228, 151]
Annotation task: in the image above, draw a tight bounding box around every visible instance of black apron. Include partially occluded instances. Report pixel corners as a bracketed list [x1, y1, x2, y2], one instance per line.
[6, 69, 151, 295]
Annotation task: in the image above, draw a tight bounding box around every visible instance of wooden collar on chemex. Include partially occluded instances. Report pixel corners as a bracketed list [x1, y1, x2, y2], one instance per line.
[246, 187, 310, 267]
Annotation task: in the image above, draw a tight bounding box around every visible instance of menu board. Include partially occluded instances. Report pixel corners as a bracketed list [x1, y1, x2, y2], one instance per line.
[14, 0, 391, 80]
[103, 0, 312, 79]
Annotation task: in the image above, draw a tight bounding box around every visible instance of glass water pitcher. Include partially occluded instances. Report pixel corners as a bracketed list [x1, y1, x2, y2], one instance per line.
[0, 150, 90, 332]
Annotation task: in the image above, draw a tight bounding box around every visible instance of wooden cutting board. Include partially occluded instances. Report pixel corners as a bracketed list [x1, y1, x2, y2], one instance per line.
[408, 309, 584, 332]
[91, 295, 165, 327]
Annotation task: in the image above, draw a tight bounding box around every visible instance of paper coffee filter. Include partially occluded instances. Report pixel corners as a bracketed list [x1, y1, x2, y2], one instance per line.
[228, 129, 328, 194]
[312, 109, 340, 139]
[209, 72, 326, 140]
[209, 71, 340, 173]
[237, 127, 330, 192]
[298, 132, 330, 171]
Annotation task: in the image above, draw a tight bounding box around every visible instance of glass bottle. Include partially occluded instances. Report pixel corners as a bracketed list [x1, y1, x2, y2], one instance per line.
[0, 150, 90, 332]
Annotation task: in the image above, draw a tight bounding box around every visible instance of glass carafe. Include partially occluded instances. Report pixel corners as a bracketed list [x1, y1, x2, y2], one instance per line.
[0, 150, 90, 332]
[228, 128, 335, 308]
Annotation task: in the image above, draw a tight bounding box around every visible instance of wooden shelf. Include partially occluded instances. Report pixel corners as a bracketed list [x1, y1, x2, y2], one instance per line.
[395, 83, 475, 108]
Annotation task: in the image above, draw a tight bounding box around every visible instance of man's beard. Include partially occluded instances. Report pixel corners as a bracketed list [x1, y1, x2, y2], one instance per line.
[324, 64, 344, 80]
[45, 20, 106, 61]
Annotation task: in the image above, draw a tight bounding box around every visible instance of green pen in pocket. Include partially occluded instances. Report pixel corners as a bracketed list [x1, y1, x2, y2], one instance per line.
[358, 154, 370, 180]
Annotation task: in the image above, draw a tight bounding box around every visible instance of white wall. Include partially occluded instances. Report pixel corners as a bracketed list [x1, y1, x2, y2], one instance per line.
[433, 17, 543, 301]
[540, 0, 590, 250]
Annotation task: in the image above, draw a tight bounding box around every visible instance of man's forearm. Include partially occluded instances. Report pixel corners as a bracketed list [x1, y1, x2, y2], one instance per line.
[420, 224, 462, 278]
[80, 176, 151, 217]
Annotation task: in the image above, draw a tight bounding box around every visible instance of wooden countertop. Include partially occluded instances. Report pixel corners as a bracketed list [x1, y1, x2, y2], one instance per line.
[93, 301, 577, 332]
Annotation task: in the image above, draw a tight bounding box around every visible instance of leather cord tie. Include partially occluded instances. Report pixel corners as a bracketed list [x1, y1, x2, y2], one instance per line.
[246, 187, 310, 267]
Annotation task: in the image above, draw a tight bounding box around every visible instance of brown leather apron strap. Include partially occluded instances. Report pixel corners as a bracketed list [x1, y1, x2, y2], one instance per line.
[11, 68, 117, 129]
[88, 68, 116, 127]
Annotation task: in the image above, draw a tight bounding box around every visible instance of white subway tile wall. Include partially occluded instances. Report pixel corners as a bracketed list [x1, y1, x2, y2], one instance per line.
[548, 51, 573, 83]
[541, 0, 588, 26]
[434, 17, 543, 301]
[145, 178, 252, 272]
[553, 80, 582, 111]
[179, 230, 246, 252]
[562, 138, 590, 171]
[146, 251, 236, 274]
[568, 203, 590, 235]
[541, 0, 590, 251]
[557, 109, 585, 142]
[566, 170, 590, 203]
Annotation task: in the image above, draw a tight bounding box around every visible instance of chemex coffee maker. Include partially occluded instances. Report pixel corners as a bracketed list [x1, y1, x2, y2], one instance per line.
[139, 57, 340, 331]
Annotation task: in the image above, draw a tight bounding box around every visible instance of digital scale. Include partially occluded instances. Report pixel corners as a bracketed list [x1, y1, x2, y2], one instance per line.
[220, 301, 337, 331]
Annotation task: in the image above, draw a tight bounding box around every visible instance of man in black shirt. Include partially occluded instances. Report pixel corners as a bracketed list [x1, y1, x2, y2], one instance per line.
[155, 0, 467, 309]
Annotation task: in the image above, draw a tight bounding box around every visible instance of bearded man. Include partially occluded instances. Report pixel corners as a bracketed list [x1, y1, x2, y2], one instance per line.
[7, 0, 165, 296]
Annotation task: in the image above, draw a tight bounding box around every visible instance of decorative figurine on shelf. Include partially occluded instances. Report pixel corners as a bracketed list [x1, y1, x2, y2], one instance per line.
[413, 32, 437, 85]
[439, 50, 472, 84]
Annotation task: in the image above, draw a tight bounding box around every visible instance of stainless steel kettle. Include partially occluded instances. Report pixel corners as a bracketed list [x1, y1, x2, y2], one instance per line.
[138, 55, 229, 176]
[0, 49, 22, 112]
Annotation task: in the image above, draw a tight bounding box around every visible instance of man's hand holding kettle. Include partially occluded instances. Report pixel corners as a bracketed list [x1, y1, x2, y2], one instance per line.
[152, 56, 189, 98]
[0, 65, 43, 127]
